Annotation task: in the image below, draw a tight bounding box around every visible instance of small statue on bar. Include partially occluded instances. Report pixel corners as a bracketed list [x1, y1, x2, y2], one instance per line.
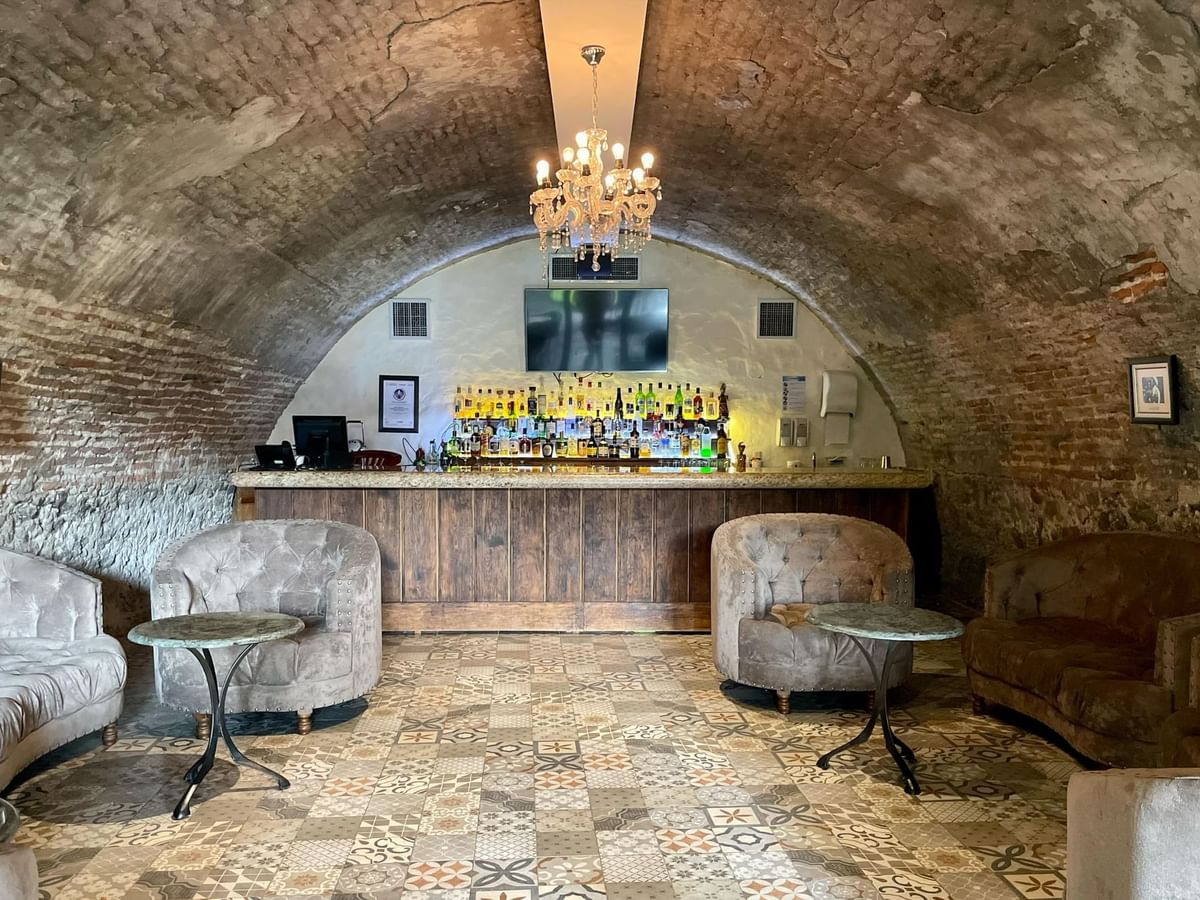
[718, 383, 729, 421]
[735, 442, 747, 472]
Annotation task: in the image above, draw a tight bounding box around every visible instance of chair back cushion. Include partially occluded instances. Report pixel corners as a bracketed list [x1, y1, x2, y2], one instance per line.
[988, 532, 1200, 647]
[0, 548, 101, 640]
[717, 514, 912, 608]
[160, 521, 365, 618]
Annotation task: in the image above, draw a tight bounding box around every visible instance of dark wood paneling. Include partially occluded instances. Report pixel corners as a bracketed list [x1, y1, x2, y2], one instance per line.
[290, 489, 330, 520]
[795, 490, 839, 515]
[510, 490, 546, 603]
[366, 489, 404, 604]
[234, 487, 257, 522]
[327, 490, 365, 528]
[474, 490, 510, 602]
[438, 489, 475, 603]
[618, 490, 654, 604]
[255, 488, 294, 520]
[385, 602, 577, 633]
[870, 491, 910, 540]
[402, 490, 438, 602]
[582, 602, 710, 632]
[652, 490, 690, 605]
[725, 490, 762, 521]
[761, 489, 796, 514]
[581, 490, 618, 604]
[545, 489, 582, 608]
[834, 489, 872, 521]
[688, 490, 725, 605]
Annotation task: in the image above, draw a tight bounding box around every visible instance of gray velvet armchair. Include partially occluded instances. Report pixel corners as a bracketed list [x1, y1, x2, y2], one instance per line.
[151, 520, 382, 736]
[711, 513, 915, 713]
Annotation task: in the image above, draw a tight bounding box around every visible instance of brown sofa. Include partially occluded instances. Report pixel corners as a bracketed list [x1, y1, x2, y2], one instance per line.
[964, 531, 1200, 767]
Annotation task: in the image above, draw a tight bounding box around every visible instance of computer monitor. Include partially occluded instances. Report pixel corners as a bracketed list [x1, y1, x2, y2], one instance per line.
[292, 415, 352, 470]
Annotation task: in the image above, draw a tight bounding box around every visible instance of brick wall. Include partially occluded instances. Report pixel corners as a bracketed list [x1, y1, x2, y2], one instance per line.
[2, 0, 1198, 624]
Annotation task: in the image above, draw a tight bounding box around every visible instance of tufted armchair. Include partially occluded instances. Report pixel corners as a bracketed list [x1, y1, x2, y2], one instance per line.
[711, 514, 915, 713]
[0, 548, 126, 791]
[151, 520, 381, 736]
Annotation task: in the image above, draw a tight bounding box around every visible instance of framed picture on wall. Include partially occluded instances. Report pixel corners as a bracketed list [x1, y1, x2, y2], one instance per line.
[379, 375, 420, 433]
[1128, 355, 1179, 424]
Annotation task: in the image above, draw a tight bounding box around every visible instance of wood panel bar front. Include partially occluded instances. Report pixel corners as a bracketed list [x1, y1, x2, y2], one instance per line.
[239, 469, 932, 633]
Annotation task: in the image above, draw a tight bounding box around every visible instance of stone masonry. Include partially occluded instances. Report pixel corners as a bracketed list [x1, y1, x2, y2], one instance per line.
[1, 0, 1198, 620]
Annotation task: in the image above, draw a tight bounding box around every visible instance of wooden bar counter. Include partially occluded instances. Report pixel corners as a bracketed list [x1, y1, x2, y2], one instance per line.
[231, 466, 933, 633]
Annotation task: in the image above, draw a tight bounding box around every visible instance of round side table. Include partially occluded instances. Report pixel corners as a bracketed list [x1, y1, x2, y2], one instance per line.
[806, 602, 964, 795]
[129, 611, 305, 819]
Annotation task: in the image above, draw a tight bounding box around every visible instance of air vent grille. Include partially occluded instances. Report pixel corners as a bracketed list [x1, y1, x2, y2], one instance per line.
[390, 300, 429, 338]
[757, 300, 796, 339]
[549, 250, 640, 281]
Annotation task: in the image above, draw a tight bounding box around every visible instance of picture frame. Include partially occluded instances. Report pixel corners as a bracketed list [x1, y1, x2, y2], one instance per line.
[1128, 355, 1179, 425]
[379, 375, 420, 433]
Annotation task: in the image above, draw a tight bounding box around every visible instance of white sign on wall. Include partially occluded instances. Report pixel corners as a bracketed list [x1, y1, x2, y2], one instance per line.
[782, 375, 807, 414]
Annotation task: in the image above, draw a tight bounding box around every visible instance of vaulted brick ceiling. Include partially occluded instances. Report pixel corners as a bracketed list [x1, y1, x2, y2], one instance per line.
[3, 0, 1198, 594]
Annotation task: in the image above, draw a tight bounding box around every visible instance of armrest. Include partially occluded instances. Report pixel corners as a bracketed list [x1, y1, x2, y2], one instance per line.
[710, 529, 774, 681]
[1155, 613, 1200, 708]
[321, 540, 382, 635]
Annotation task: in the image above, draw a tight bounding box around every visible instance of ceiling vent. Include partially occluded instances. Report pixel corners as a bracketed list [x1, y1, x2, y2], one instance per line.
[757, 300, 796, 339]
[390, 300, 430, 339]
[550, 249, 640, 282]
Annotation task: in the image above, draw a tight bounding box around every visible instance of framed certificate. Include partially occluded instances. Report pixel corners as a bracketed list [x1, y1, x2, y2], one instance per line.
[1128, 356, 1178, 425]
[378, 375, 419, 433]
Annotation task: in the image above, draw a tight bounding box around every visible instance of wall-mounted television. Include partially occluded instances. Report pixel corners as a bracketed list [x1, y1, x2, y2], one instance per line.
[524, 288, 668, 372]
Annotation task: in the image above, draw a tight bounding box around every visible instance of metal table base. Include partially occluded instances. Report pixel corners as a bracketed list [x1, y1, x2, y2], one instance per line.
[174, 644, 290, 820]
[815, 639, 921, 795]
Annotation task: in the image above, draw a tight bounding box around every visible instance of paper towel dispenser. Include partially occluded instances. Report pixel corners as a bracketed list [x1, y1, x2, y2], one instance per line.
[820, 371, 858, 416]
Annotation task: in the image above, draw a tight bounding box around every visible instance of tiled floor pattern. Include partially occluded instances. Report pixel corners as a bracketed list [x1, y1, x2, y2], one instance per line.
[6, 635, 1076, 899]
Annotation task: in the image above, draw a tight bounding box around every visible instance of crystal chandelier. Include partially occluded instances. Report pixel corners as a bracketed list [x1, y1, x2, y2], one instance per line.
[530, 45, 662, 269]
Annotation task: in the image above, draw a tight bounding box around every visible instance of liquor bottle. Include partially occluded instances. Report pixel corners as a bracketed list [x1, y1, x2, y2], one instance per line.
[537, 379, 547, 416]
[635, 383, 646, 417]
[547, 387, 559, 418]
[590, 413, 605, 442]
[614, 386, 624, 420]
[485, 388, 495, 417]
[682, 383, 694, 420]
[679, 431, 691, 457]
[646, 382, 658, 415]
[654, 402, 664, 422]
[454, 386, 464, 418]
[520, 430, 532, 456]
[566, 390, 576, 421]
[626, 386, 636, 418]
[673, 383, 685, 418]
[699, 424, 713, 458]
[575, 377, 586, 410]
[517, 391, 528, 417]
[705, 390, 718, 420]
[664, 383, 675, 419]
[527, 386, 538, 417]
[504, 390, 514, 417]
[470, 427, 482, 457]
[718, 383, 729, 420]
[585, 380, 595, 414]
[716, 423, 729, 457]
[692, 385, 704, 418]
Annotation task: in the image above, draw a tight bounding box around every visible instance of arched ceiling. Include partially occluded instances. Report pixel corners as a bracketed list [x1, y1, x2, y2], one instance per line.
[3, 0, 1198, 591]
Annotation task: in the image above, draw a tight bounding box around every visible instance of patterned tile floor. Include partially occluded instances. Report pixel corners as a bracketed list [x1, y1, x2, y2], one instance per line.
[6, 635, 1076, 899]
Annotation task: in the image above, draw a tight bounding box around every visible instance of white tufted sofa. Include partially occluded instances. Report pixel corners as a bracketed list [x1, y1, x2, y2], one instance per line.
[151, 520, 381, 736]
[0, 549, 126, 792]
[711, 513, 915, 712]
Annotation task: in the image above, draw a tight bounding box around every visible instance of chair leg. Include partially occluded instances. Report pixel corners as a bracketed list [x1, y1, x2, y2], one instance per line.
[101, 722, 118, 747]
[775, 691, 791, 715]
[297, 709, 313, 735]
[194, 712, 212, 740]
[972, 695, 988, 716]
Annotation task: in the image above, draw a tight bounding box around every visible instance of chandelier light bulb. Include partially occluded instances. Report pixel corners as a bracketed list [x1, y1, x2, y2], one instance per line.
[562, 146, 575, 163]
[612, 142, 625, 161]
[641, 152, 654, 169]
[632, 166, 645, 185]
[577, 146, 590, 165]
[575, 131, 588, 148]
[604, 173, 616, 191]
[536, 160, 550, 182]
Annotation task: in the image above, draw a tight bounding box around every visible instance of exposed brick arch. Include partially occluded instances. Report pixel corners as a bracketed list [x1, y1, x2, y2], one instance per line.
[2, 0, 1198, 623]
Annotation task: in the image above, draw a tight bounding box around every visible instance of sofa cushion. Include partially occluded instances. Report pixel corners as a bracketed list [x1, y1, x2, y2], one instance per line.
[1057, 667, 1172, 741]
[965, 617, 1152, 700]
[0, 636, 127, 756]
[159, 626, 352, 692]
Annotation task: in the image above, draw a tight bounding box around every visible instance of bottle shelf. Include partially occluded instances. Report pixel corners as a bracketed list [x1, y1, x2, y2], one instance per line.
[451, 455, 730, 468]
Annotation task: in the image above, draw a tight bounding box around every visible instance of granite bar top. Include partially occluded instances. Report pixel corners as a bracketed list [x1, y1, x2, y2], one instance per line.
[231, 466, 933, 490]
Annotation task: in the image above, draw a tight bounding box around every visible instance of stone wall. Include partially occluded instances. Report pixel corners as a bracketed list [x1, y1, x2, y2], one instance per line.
[2, 0, 1198, 619]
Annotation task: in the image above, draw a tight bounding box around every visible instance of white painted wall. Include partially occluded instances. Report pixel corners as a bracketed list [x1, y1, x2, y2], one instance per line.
[271, 239, 905, 467]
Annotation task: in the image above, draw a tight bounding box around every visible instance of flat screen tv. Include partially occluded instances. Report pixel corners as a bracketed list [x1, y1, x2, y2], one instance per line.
[524, 288, 668, 372]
